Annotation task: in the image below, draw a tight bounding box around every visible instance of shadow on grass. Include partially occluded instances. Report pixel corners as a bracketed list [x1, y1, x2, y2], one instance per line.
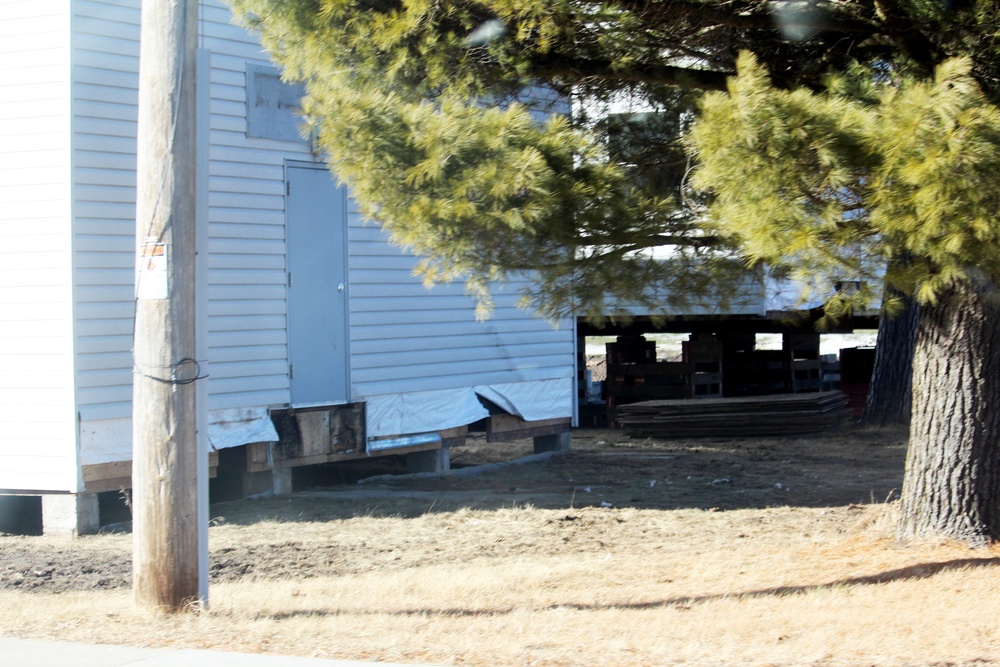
[258, 557, 1000, 621]
[206, 424, 912, 526]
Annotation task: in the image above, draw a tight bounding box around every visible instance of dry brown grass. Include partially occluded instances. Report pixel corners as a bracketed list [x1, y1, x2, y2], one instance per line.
[3, 428, 999, 665]
[3, 502, 1000, 666]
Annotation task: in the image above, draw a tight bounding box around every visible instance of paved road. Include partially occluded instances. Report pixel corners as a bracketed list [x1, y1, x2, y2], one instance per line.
[0, 638, 445, 667]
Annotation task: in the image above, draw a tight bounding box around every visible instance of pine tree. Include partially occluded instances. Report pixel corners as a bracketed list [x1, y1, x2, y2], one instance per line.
[691, 55, 1000, 541]
[228, 0, 1000, 542]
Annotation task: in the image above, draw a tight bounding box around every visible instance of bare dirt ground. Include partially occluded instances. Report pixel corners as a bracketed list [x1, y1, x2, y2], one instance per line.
[0, 425, 906, 594]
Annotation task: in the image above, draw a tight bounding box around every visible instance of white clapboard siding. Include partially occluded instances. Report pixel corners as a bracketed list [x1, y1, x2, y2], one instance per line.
[201, 0, 574, 414]
[63, 0, 302, 418]
[202, 0, 312, 412]
[3, 0, 574, 489]
[0, 1, 78, 492]
[347, 215, 575, 399]
[69, 0, 140, 422]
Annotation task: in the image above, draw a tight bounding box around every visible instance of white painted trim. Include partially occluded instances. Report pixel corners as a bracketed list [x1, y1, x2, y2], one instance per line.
[64, 0, 82, 494]
[196, 43, 211, 605]
[571, 317, 580, 427]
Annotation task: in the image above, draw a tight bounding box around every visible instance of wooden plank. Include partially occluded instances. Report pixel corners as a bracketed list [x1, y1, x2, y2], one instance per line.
[616, 391, 851, 438]
[296, 409, 332, 459]
[82, 452, 219, 492]
[608, 362, 691, 376]
[82, 460, 130, 483]
[439, 425, 468, 448]
[246, 442, 271, 473]
[487, 416, 571, 443]
[611, 386, 690, 399]
[275, 440, 441, 468]
[81, 476, 133, 495]
[618, 391, 847, 411]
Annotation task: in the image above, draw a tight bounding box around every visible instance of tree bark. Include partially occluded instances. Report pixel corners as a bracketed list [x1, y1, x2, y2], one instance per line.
[899, 276, 1000, 545]
[862, 291, 918, 426]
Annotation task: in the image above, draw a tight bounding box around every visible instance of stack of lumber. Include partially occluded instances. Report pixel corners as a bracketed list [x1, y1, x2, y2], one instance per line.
[617, 391, 851, 438]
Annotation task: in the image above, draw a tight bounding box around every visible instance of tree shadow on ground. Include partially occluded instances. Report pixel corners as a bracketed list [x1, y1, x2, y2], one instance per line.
[259, 557, 1000, 621]
[213, 427, 909, 525]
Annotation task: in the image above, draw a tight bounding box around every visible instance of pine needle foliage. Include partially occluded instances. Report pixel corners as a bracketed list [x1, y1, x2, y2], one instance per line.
[228, 0, 750, 320]
[691, 54, 1000, 314]
[227, 0, 1000, 320]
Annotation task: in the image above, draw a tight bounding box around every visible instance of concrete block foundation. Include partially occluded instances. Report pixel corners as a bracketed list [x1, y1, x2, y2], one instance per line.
[241, 467, 293, 498]
[41, 494, 100, 537]
[271, 468, 293, 495]
[406, 447, 450, 474]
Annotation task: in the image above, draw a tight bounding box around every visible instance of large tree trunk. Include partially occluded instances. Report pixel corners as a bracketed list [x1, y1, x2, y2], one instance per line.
[862, 291, 919, 426]
[899, 277, 1000, 545]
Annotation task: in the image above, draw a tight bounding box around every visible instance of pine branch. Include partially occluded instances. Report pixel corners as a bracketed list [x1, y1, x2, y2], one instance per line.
[608, 0, 881, 34]
[873, 0, 941, 73]
[530, 53, 730, 91]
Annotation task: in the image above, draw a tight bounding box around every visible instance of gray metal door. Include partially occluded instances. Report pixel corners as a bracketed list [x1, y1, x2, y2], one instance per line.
[286, 164, 350, 406]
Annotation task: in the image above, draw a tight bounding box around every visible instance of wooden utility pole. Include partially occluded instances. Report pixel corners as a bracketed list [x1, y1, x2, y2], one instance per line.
[132, 0, 203, 611]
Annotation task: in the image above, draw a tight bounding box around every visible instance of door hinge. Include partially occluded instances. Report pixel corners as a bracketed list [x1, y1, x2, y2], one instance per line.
[287, 272, 293, 288]
[286, 181, 291, 196]
[289, 364, 294, 379]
